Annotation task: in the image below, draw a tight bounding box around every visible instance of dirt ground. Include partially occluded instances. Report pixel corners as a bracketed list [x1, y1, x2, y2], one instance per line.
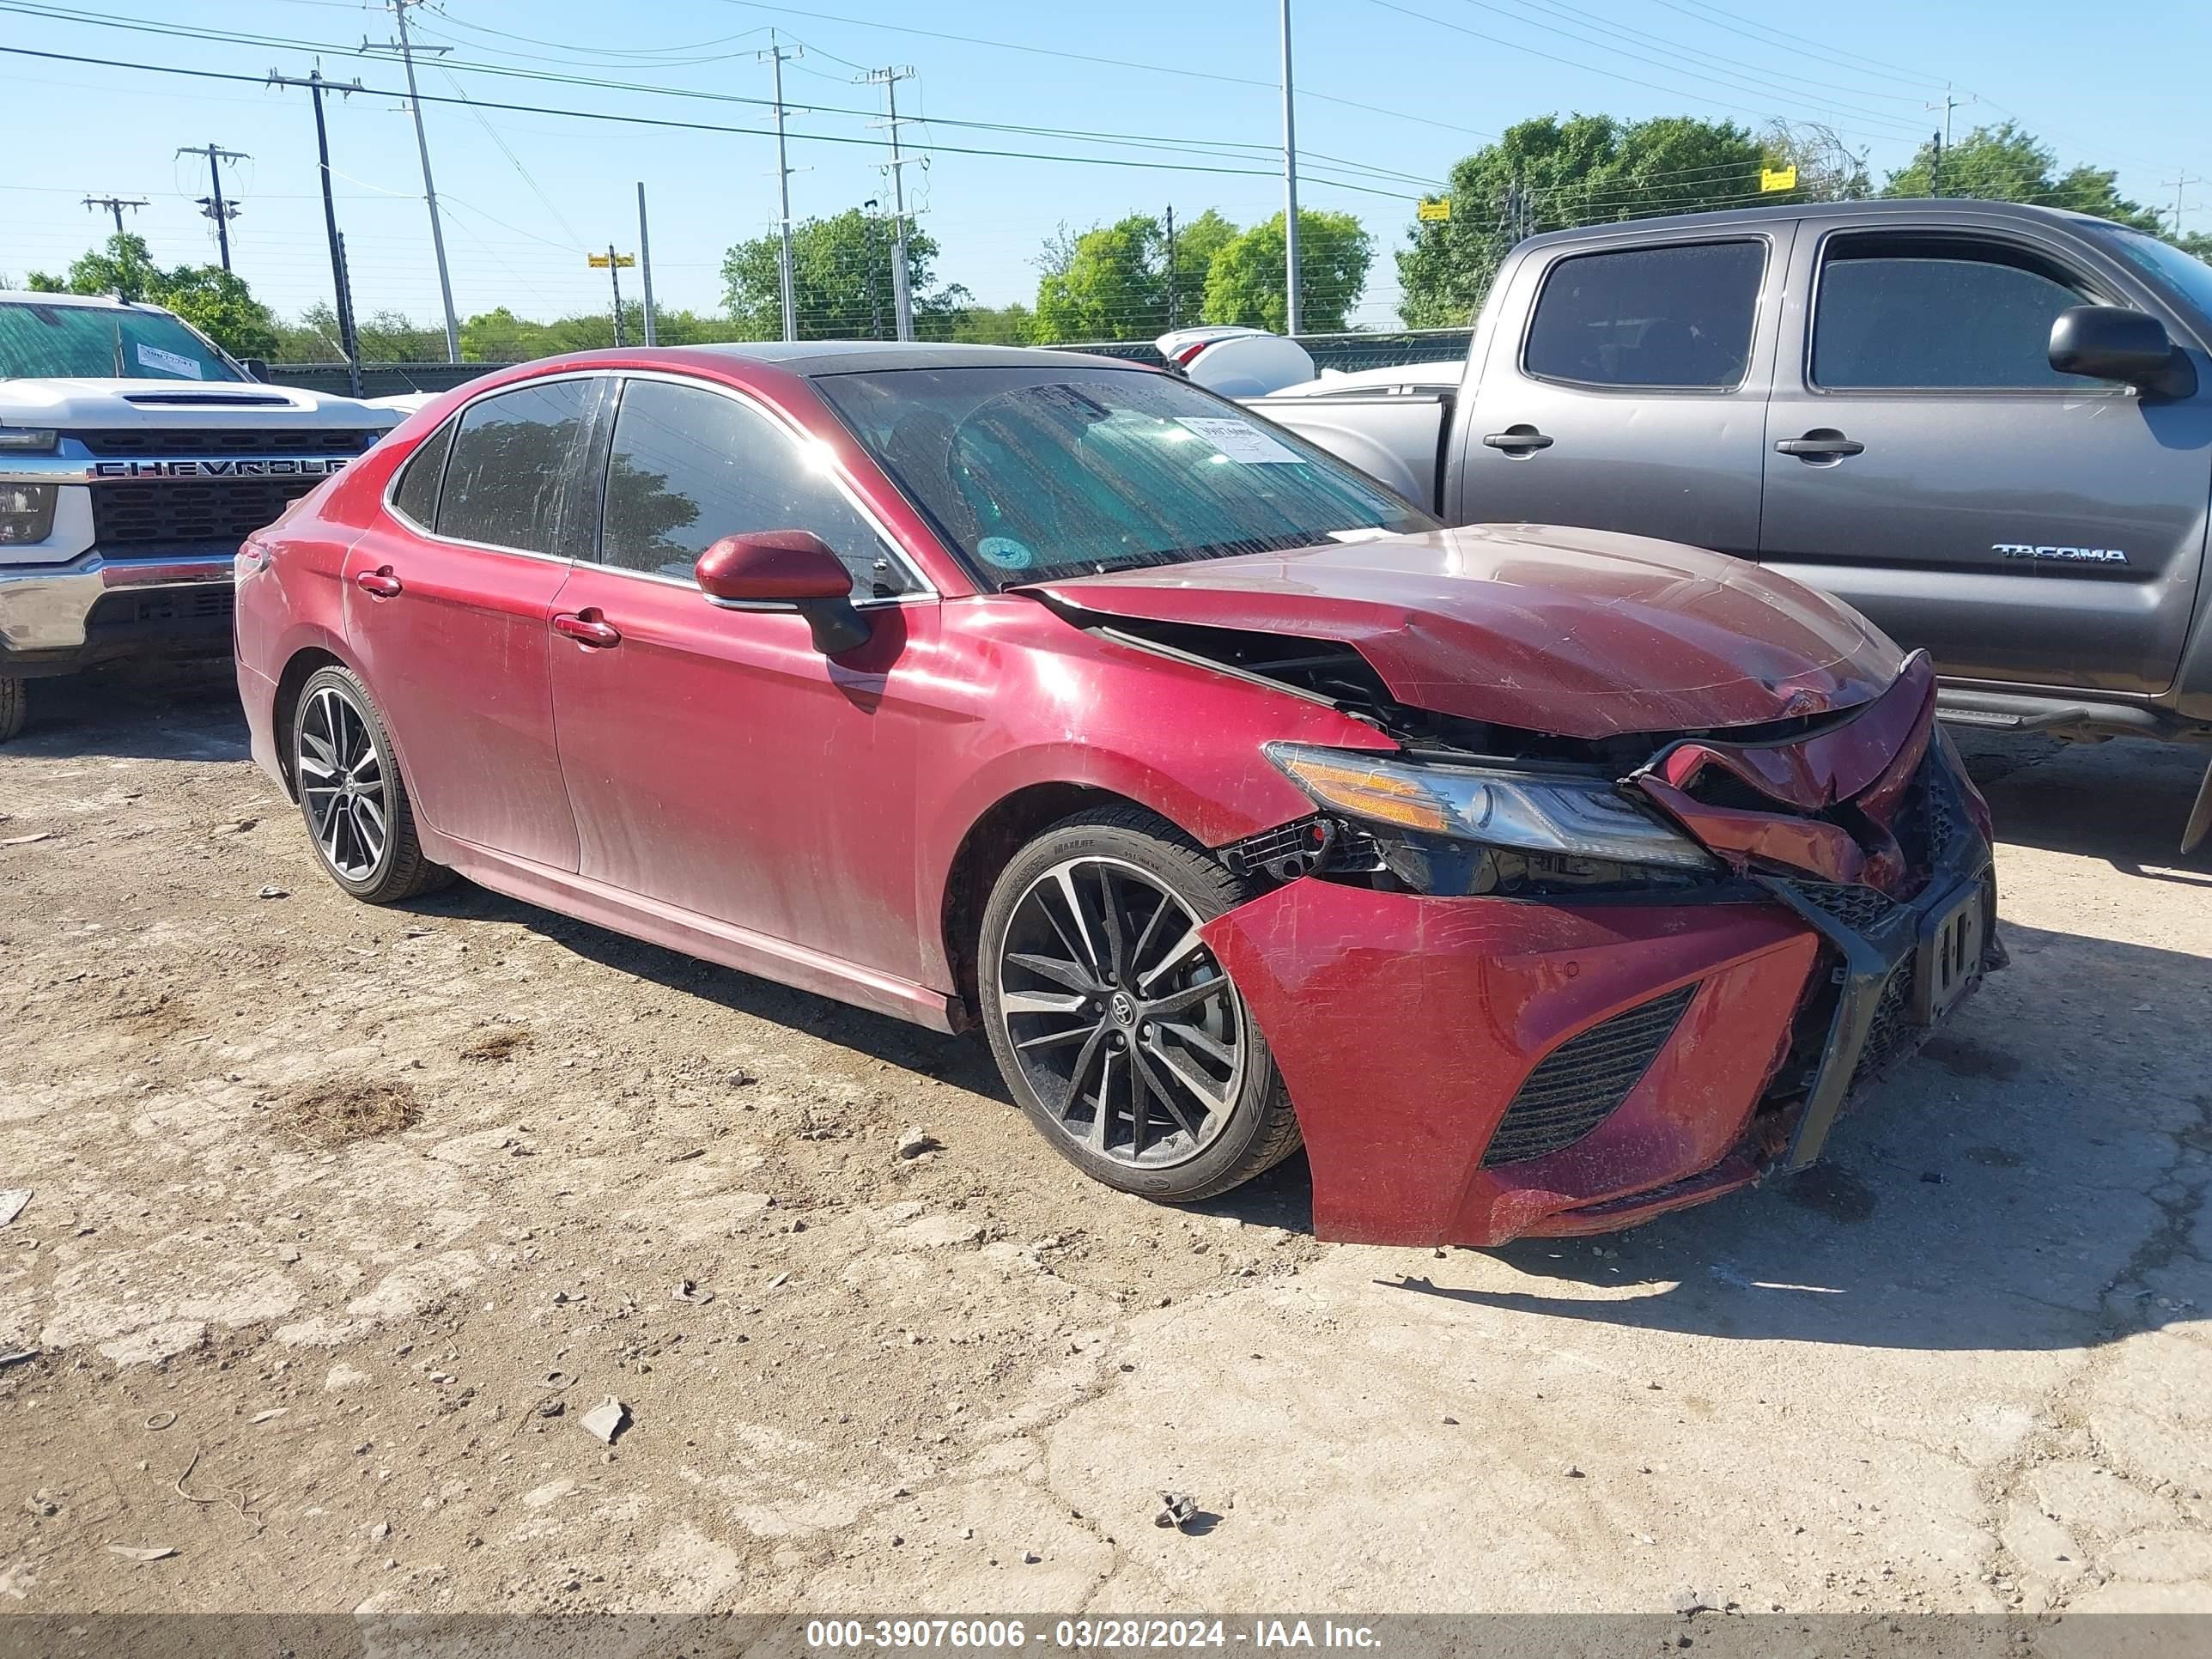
[1, 659, 2207, 1619]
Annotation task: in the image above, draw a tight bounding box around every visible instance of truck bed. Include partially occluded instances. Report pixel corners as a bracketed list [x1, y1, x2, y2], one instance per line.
[1243, 390, 1451, 514]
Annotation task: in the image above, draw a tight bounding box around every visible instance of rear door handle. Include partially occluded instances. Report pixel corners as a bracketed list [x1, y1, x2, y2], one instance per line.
[354, 567, 403, 598]
[552, 611, 622, 649]
[1483, 426, 1553, 453]
[1775, 432, 1865, 458]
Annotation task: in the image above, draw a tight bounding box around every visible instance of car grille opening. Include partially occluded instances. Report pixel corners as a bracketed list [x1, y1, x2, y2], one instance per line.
[1783, 878, 1898, 933]
[1481, 983, 1698, 1168]
[73, 428, 380, 458]
[1218, 815, 1382, 883]
[90, 477, 319, 547]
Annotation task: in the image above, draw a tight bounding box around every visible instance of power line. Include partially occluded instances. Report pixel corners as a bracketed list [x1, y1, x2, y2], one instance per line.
[362, 0, 459, 362]
[0, 44, 1435, 200]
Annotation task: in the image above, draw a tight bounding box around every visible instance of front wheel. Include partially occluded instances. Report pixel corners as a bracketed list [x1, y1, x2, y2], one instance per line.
[0, 677, 25, 743]
[291, 665, 453, 904]
[976, 805, 1301, 1204]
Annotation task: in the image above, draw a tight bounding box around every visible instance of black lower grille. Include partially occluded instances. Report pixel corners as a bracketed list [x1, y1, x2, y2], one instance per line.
[1850, 956, 1919, 1091]
[1784, 879, 1898, 932]
[1218, 815, 1380, 882]
[84, 585, 234, 634]
[91, 478, 317, 547]
[1482, 984, 1698, 1167]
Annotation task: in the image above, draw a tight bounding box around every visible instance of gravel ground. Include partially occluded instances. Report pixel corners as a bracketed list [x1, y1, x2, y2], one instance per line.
[0, 659, 2206, 1619]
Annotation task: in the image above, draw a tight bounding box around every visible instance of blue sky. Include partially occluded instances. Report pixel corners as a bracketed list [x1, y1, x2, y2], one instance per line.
[3, 0, 2206, 336]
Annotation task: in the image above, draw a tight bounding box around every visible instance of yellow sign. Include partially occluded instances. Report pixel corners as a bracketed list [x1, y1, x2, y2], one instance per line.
[586, 253, 637, 268]
[1416, 199, 1451, 222]
[1759, 165, 1798, 193]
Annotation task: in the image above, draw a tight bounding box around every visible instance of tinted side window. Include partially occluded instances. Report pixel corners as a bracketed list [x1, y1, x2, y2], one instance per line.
[1814, 245, 2097, 390]
[600, 379, 912, 596]
[1524, 241, 1765, 389]
[434, 379, 592, 554]
[390, 416, 454, 529]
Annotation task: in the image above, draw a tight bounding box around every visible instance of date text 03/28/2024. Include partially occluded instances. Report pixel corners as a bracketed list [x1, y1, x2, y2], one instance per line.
[803, 1620, 1381, 1650]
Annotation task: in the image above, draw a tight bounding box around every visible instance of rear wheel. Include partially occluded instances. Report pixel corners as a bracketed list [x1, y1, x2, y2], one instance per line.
[292, 665, 453, 904]
[0, 677, 25, 744]
[977, 805, 1300, 1203]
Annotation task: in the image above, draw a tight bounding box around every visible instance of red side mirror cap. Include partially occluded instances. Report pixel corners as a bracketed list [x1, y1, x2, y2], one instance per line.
[695, 531, 853, 603]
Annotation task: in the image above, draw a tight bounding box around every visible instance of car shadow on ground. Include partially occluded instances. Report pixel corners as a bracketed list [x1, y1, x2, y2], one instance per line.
[7, 659, 247, 764]
[1954, 730, 2212, 887]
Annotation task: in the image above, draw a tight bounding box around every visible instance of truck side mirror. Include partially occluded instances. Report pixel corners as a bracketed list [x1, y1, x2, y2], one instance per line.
[695, 530, 871, 656]
[2049, 306, 2196, 399]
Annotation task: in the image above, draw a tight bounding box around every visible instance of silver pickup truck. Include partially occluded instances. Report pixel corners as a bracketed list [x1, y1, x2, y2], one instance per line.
[1225, 200, 2212, 849]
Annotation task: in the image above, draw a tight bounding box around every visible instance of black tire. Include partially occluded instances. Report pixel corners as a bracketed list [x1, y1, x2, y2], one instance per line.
[290, 665, 454, 904]
[0, 677, 25, 744]
[976, 804, 1301, 1204]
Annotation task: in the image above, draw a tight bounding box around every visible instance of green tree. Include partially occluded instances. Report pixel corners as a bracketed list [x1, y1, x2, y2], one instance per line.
[26, 234, 279, 359]
[1030, 209, 1242, 343]
[1761, 120, 1872, 203]
[1203, 210, 1371, 334]
[722, 209, 969, 340]
[1395, 114, 1769, 327]
[1036, 214, 1170, 342]
[939, 301, 1036, 345]
[1881, 121, 2163, 231]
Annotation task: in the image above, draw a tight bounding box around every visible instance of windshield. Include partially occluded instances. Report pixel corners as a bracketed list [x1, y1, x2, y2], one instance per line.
[815, 365, 1435, 588]
[0, 301, 244, 382]
[2099, 230, 2212, 328]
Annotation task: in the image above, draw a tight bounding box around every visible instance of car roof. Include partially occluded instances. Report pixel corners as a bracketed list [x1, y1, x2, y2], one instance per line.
[684, 340, 1152, 377]
[1518, 197, 2125, 250]
[0, 289, 173, 313]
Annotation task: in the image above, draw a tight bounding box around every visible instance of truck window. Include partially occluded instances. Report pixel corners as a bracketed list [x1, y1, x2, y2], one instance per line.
[1522, 241, 1764, 391]
[1811, 237, 2101, 391]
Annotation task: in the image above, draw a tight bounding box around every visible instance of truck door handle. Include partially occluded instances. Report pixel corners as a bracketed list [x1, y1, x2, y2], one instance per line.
[354, 568, 403, 598]
[552, 611, 622, 649]
[1775, 431, 1865, 459]
[1483, 425, 1553, 453]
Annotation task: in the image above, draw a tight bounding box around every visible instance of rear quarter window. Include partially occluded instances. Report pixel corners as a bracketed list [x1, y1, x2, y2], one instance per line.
[389, 418, 455, 530]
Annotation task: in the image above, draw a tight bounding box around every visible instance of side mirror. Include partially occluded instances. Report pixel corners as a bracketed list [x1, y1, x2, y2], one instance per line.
[695, 531, 870, 655]
[2049, 306, 2197, 399]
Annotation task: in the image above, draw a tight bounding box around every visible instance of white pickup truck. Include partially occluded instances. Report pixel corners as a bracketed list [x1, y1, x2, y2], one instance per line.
[0, 289, 400, 740]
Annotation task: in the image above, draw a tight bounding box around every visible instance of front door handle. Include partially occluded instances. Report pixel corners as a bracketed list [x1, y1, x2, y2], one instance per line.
[1775, 430, 1866, 459]
[552, 611, 622, 649]
[354, 567, 403, 598]
[1483, 425, 1554, 453]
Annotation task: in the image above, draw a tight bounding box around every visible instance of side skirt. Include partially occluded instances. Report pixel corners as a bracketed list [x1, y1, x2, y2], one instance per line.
[416, 827, 962, 1034]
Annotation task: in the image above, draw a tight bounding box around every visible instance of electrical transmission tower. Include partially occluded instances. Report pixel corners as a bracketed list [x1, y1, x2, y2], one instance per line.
[177, 143, 248, 271]
[83, 195, 149, 240]
[860, 64, 919, 342]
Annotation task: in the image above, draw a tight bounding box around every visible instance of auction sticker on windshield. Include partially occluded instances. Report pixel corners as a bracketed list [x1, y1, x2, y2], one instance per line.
[1176, 416, 1301, 464]
[134, 343, 204, 379]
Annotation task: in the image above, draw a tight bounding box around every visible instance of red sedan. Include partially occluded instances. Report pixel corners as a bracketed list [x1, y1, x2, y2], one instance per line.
[234, 344, 1998, 1246]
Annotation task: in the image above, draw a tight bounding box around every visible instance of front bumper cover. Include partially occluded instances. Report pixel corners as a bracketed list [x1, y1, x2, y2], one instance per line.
[0, 547, 236, 675]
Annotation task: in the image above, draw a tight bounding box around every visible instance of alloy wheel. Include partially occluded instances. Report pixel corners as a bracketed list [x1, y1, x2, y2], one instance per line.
[296, 683, 389, 881]
[995, 856, 1247, 1168]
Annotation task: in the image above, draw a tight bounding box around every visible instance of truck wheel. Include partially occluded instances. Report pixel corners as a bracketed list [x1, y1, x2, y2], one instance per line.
[0, 677, 24, 744]
[977, 805, 1302, 1203]
[291, 665, 454, 904]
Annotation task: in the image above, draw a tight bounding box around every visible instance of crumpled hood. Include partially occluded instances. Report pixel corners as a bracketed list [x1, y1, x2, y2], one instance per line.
[0, 378, 398, 433]
[1025, 523, 1903, 740]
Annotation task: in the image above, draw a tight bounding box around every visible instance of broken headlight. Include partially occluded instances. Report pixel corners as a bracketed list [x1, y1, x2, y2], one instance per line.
[1266, 742, 1720, 895]
[0, 482, 57, 546]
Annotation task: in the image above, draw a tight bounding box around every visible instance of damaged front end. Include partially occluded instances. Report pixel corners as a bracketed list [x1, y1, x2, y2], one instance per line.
[1184, 635, 2002, 1244]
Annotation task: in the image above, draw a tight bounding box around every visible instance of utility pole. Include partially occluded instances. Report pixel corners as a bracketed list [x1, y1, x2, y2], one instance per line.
[2165, 173, 2203, 237]
[1924, 86, 1975, 197]
[635, 182, 658, 346]
[364, 2, 461, 363]
[863, 199, 884, 340]
[82, 196, 148, 241]
[1279, 0, 1302, 337]
[1165, 204, 1179, 331]
[270, 65, 365, 397]
[760, 33, 803, 343]
[587, 249, 636, 347]
[860, 65, 918, 341]
[176, 145, 247, 271]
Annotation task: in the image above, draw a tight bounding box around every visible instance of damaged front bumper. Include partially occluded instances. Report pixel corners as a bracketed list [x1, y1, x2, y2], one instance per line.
[1200, 653, 2000, 1248]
